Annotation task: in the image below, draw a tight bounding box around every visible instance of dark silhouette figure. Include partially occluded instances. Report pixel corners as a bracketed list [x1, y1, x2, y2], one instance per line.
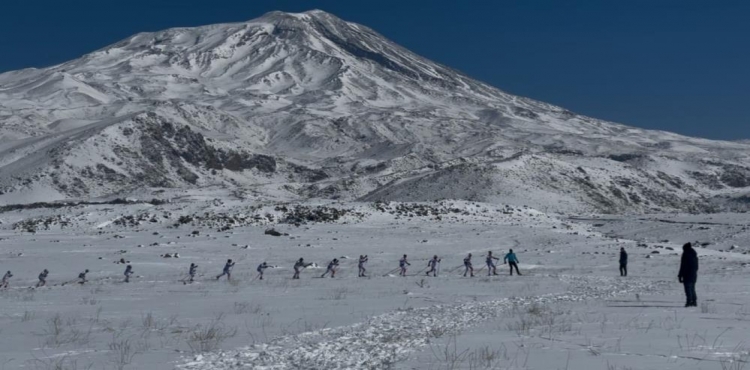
[619, 248, 628, 276]
[678, 243, 699, 307]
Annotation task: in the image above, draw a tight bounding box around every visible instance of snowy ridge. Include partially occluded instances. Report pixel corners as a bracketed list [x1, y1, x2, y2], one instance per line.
[1, 10, 750, 212]
[178, 275, 669, 369]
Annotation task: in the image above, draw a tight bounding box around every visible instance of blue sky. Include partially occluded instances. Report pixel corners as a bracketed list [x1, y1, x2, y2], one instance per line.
[1, 0, 747, 140]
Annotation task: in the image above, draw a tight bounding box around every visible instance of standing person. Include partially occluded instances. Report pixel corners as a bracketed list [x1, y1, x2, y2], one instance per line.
[0, 271, 11, 288]
[678, 242, 699, 307]
[321, 258, 340, 278]
[78, 269, 89, 284]
[293, 258, 312, 279]
[486, 252, 499, 276]
[37, 269, 49, 287]
[358, 255, 369, 277]
[619, 247, 628, 277]
[504, 249, 522, 276]
[426, 255, 441, 277]
[124, 265, 133, 283]
[256, 262, 269, 280]
[463, 253, 474, 277]
[399, 254, 411, 277]
[216, 259, 235, 281]
[188, 263, 198, 283]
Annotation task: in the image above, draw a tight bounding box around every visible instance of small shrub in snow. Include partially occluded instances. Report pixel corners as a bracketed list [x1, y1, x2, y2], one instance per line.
[108, 337, 145, 370]
[186, 315, 237, 354]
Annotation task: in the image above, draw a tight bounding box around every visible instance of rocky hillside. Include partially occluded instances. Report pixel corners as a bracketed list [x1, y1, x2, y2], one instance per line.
[1, 10, 749, 212]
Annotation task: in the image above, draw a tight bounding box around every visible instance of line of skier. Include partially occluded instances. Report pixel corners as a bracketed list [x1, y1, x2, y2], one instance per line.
[0, 244, 704, 308]
[0, 250, 522, 289]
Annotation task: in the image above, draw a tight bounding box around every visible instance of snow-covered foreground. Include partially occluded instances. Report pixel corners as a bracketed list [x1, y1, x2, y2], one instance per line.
[1, 198, 749, 369]
[179, 276, 668, 370]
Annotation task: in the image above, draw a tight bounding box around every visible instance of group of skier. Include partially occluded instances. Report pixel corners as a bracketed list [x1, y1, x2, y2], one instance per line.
[0, 250, 522, 289]
[2, 268, 94, 287]
[0, 244, 702, 307]
[394, 250, 521, 278]
[460, 250, 521, 277]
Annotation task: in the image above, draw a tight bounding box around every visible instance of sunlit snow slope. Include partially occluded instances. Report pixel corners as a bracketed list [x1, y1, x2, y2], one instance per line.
[1, 10, 749, 212]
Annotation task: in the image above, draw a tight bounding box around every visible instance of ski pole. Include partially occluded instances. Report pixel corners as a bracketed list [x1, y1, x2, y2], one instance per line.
[447, 264, 464, 273]
[382, 267, 400, 277]
[408, 266, 429, 276]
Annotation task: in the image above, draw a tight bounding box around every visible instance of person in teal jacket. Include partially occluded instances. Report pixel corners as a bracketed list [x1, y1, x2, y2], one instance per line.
[504, 249, 522, 276]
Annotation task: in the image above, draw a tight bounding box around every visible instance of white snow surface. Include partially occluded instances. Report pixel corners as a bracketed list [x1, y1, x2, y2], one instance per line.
[0, 10, 749, 213]
[1, 196, 750, 369]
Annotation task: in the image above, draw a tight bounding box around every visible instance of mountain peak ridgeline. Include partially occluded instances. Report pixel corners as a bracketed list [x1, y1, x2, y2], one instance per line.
[1, 10, 749, 212]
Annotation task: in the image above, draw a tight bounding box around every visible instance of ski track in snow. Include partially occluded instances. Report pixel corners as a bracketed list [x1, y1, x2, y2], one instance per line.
[178, 275, 669, 370]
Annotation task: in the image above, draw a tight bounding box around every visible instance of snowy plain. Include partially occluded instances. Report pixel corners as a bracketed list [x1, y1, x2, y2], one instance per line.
[1, 193, 749, 369]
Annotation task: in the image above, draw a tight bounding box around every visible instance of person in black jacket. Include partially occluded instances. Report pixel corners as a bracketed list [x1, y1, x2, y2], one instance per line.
[678, 242, 699, 307]
[619, 248, 628, 276]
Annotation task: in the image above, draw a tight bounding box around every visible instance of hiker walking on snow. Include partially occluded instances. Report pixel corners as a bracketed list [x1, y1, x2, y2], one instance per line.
[216, 259, 235, 281]
[1, 271, 11, 288]
[321, 258, 340, 278]
[504, 250, 521, 276]
[678, 242, 699, 307]
[78, 269, 89, 284]
[358, 255, 368, 277]
[123, 265, 133, 283]
[426, 255, 441, 277]
[188, 263, 198, 283]
[256, 262, 269, 280]
[37, 269, 49, 287]
[463, 253, 474, 277]
[293, 258, 312, 279]
[619, 247, 628, 276]
[399, 254, 411, 276]
[486, 252, 499, 276]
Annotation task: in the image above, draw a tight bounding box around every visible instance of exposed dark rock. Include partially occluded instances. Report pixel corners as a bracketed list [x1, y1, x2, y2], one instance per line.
[264, 228, 283, 236]
[720, 165, 750, 188]
[608, 154, 644, 162]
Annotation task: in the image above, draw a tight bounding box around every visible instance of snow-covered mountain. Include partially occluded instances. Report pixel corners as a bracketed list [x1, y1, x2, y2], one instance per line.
[1, 10, 749, 212]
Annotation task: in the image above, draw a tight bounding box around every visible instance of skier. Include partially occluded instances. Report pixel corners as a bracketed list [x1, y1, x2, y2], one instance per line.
[463, 253, 474, 277]
[486, 252, 499, 276]
[358, 255, 369, 277]
[78, 269, 89, 284]
[426, 255, 441, 277]
[188, 263, 198, 283]
[399, 254, 411, 277]
[256, 262, 269, 280]
[37, 269, 49, 287]
[216, 259, 235, 281]
[293, 258, 312, 279]
[123, 265, 133, 283]
[321, 258, 340, 278]
[1, 271, 13, 288]
[678, 242, 699, 307]
[504, 249, 521, 276]
[619, 247, 628, 277]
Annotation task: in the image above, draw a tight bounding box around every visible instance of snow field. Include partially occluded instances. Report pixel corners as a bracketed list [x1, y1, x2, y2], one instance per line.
[0, 200, 749, 369]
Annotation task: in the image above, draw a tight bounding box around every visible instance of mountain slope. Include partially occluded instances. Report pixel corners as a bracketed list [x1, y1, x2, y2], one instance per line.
[1, 10, 749, 212]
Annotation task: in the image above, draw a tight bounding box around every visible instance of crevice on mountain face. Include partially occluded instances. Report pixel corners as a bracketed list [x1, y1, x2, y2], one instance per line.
[1, 10, 749, 212]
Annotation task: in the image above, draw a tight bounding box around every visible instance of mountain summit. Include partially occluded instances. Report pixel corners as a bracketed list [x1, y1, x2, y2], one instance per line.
[1, 10, 749, 212]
